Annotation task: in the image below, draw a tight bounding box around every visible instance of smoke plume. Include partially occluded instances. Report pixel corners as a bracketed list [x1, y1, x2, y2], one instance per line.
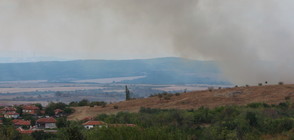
[0, 0, 294, 84]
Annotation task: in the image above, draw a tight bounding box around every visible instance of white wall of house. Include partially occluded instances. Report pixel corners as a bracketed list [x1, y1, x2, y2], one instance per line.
[45, 123, 57, 129]
[84, 125, 106, 129]
[84, 125, 94, 129]
[23, 110, 32, 113]
[4, 114, 19, 119]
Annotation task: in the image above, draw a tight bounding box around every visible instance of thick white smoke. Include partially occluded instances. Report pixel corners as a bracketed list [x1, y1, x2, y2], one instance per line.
[0, 0, 294, 84]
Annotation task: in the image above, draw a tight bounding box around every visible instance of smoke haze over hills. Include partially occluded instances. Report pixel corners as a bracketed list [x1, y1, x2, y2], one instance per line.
[0, 0, 293, 84]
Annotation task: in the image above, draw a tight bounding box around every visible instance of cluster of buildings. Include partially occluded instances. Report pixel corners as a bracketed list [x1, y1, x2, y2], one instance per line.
[0, 105, 136, 134]
[0, 105, 64, 134]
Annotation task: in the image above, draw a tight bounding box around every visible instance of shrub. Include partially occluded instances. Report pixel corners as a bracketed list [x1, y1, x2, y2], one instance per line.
[78, 99, 89, 106]
[278, 102, 289, 109]
[247, 102, 269, 108]
[285, 96, 291, 101]
[208, 87, 214, 92]
[113, 105, 119, 109]
[32, 130, 56, 140]
[246, 112, 258, 127]
[258, 83, 263, 86]
[279, 82, 284, 85]
[158, 94, 163, 98]
[164, 96, 171, 100]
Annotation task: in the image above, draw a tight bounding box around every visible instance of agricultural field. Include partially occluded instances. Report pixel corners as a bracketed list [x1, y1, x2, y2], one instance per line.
[0, 80, 217, 106]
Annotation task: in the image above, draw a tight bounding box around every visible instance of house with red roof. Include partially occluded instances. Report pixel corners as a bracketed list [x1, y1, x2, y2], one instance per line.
[40, 110, 45, 115]
[12, 119, 23, 123]
[13, 120, 31, 129]
[82, 121, 107, 129]
[4, 112, 19, 119]
[16, 128, 36, 134]
[36, 117, 57, 129]
[0, 107, 17, 114]
[54, 109, 64, 117]
[22, 105, 40, 115]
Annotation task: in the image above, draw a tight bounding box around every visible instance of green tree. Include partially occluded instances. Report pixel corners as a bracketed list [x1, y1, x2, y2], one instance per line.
[56, 117, 69, 128]
[78, 99, 89, 106]
[32, 131, 56, 140]
[34, 103, 43, 110]
[125, 85, 130, 100]
[0, 126, 21, 140]
[57, 123, 84, 140]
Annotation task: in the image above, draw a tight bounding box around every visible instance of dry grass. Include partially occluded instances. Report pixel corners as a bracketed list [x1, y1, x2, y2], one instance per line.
[68, 84, 294, 120]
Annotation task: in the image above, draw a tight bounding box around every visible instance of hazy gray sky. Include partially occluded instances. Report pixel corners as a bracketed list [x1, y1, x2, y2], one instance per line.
[1, 0, 294, 84]
[0, 0, 178, 60]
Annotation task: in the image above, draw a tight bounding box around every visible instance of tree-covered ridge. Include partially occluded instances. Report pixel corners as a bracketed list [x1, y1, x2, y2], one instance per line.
[0, 57, 227, 85]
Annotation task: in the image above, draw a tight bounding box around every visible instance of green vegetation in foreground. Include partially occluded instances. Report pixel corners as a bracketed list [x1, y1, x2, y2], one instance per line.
[2, 100, 294, 140]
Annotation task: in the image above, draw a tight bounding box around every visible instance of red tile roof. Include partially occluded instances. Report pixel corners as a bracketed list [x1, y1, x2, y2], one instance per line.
[5, 112, 19, 115]
[83, 121, 106, 126]
[23, 105, 39, 110]
[12, 119, 23, 123]
[16, 128, 35, 134]
[14, 120, 31, 126]
[54, 109, 63, 114]
[2, 107, 16, 111]
[36, 117, 57, 123]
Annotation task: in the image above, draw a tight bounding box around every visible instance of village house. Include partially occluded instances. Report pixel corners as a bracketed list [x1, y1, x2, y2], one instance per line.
[54, 109, 64, 117]
[13, 119, 31, 129]
[16, 128, 35, 134]
[0, 107, 17, 114]
[4, 112, 19, 119]
[82, 121, 107, 129]
[22, 105, 40, 115]
[36, 117, 57, 129]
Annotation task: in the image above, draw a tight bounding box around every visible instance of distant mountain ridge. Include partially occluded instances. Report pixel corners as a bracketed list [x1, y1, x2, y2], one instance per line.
[0, 57, 229, 85]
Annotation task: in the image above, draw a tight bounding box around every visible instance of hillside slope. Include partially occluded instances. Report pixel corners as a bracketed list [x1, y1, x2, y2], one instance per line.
[68, 84, 294, 120]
